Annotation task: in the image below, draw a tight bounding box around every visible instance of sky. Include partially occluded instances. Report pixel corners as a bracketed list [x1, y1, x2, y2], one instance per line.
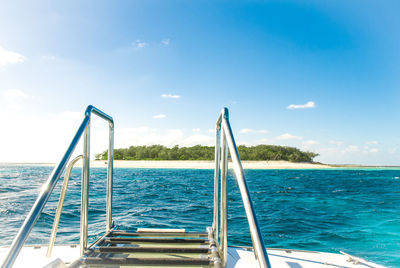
[0, 0, 399, 165]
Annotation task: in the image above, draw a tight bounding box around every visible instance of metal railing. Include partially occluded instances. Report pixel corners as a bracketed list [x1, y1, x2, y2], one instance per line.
[1, 105, 114, 268]
[212, 107, 271, 268]
[46, 155, 83, 257]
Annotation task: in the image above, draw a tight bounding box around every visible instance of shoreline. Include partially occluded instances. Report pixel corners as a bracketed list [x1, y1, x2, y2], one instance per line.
[1, 160, 399, 170]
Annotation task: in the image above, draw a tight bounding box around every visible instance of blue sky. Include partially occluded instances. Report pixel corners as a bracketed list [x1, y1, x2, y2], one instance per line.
[0, 0, 399, 164]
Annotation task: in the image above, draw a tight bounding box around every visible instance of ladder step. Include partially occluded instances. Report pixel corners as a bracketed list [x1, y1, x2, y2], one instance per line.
[84, 257, 211, 266]
[95, 246, 209, 253]
[112, 231, 208, 238]
[137, 228, 186, 233]
[106, 237, 207, 243]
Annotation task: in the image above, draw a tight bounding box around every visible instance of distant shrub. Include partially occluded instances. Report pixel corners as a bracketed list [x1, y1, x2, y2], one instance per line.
[96, 144, 318, 163]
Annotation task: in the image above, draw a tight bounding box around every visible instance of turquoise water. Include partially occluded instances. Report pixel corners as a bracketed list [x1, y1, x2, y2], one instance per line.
[1, 166, 400, 267]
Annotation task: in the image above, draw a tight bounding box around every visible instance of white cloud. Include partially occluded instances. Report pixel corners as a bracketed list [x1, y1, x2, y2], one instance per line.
[0, 46, 26, 68]
[366, 141, 378, 145]
[41, 55, 56, 61]
[287, 101, 315, 110]
[161, 94, 181, 99]
[4, 88, 28, 100]
[3, 89, 29, 109]
[182, 134, 214, 146]
[207, 129, 215, 133]
[58, 111, 82, 121]
[0, 114, 214, 162]
[153, 114, 166, 119]
[133, 40, 148, 49]
[239, 128, 269, 134]
[339, 145, 379, 155]
[302, 140, 319, 145]
[238, 138, 275, 146]
[192, 128, 200, 132]
[276, 133, 303, 140]
[300, 140, 319, 151]
[161, 38, 170, 45]
[330, 140, 344, 146]
[258, 138, 274, 144]
[342, 145, 359, 153]
[239, 128, 252, 134]
[116, 127, 184, 148]
[0, 110, 88, 162]
[115, 127, 214, 148]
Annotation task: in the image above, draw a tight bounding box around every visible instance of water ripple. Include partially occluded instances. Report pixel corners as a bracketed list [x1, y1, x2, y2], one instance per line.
[0, 166, 400, 266]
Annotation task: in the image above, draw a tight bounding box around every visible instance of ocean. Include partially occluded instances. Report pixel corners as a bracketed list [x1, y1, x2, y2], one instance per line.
[1, 166, 399, 267]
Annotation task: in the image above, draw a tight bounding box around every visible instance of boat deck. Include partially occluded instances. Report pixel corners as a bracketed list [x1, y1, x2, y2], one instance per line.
[0, 242, 386, 268]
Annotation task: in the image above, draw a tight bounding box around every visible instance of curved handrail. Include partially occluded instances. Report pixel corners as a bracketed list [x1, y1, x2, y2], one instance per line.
[213, 107, 271, 268]
[1, 105, 114, 268]
[46, 155, 83, 257]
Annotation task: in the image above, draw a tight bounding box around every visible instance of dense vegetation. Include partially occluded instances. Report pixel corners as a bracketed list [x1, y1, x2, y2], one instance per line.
[96, 145, 318, 162]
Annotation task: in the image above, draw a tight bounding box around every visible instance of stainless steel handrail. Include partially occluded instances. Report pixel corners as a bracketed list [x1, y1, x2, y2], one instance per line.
[46, 155, 83, 257]
[213, 107, 271, 268]
[1, 105, 114, 268]
[81, 105, 114, 256]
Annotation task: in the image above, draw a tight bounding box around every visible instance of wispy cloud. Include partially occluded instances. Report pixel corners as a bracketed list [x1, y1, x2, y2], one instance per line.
[366, 140, 378, 145]
[192, 128, 200, 132]
[161, 38, 170, 45]
[161, 94, 181, 99]
[342, 145, 359, 153]
[258, 138, 274, 144]
[153, 114, 166, 119]
[4, 89, 28, 99]
[182, 134, 213, 146]
[133, 40, 148, 49]
[0, 46, 26, 68]
[287, 101, 315, 110]
[330, 140, 344, 146]
[276, 133, 303, 140]
[41, 55, 56, 61]
[3, 89, 29, 109]
[116, 127, 213, 148]
[302, 140, 319, 145]
[239, 128, 269, 134]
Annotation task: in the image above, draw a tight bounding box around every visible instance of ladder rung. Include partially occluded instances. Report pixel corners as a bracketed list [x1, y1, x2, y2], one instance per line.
[112, 231, 208, 237]
[84, 257, 211, 266]
[106, 237, 207, 243]
[137, 228, 186, 233]
[94, 246, 209, 253]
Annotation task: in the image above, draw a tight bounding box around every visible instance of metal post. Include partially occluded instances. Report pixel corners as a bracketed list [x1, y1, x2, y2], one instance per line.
[213, 128, 221, 243]
[220, 129, 228, 267]
[47, 155, 83, 257]
[106, 122, 114, 232]
[221, 110, 271, 268]
[81, 120, 90, 256]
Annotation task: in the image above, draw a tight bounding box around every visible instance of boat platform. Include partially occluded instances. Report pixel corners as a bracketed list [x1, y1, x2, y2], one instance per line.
[79, 228, 220, 268]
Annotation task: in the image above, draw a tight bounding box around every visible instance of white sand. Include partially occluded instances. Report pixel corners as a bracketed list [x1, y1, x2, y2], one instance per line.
[0, 160, 331, 169]
[89, 160, 331, 169]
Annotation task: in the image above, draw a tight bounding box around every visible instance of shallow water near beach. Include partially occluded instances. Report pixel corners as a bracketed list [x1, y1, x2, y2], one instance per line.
[1, 166, 400, 267]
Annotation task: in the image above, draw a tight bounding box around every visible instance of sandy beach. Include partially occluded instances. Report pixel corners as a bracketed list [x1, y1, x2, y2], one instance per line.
[85, 160, 331, 169]
[102, 160, 331, 169]
[0, 160, 331, 169]
[4, 161, 400, 169]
